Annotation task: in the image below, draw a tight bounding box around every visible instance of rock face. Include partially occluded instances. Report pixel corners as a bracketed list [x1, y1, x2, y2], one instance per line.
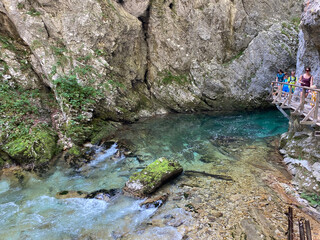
[296, 0, 320, 83]
[123, 157, 183, 197]
[280, 114, 320, 194]
[0, 0, 303, 165]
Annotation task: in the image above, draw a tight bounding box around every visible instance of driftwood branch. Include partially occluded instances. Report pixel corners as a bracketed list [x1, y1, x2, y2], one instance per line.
[184, 170, 233, 181]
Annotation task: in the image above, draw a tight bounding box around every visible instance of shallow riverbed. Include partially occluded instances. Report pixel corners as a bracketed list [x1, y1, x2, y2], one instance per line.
[1, 110, 319, 239]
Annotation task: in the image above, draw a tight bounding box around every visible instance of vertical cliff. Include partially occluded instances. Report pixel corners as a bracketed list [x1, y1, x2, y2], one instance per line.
[0, 0, 303, 166]
[296, 0, 320, 82]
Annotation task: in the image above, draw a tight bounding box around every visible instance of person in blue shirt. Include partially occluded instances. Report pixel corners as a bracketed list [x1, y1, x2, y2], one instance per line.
[275, 69, 285, 95]
[282, 72, 290, 94]
[276, 69, 285, 82]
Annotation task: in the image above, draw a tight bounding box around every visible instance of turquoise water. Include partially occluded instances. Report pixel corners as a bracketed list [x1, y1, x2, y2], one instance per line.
[0, 109, 288, 239]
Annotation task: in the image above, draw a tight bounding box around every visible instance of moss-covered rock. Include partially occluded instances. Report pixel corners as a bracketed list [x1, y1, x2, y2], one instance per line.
[123, 157, 183, 198]
[2, 127, 59, 165]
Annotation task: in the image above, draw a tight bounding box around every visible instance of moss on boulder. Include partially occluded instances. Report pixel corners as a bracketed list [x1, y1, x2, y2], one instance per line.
[2, 127, 59, 165]
[123, 157, 183, 198]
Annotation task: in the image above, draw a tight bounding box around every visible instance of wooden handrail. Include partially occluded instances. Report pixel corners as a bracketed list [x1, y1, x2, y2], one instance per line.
[271, 81, 320, 126]
[271, 81, 320, 92]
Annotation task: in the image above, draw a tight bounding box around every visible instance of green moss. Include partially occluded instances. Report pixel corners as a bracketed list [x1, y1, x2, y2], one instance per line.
[17, 3, 25, 10]
[3, 127, 59, 165]
[223, 50, 244, 66]
[91, 120, 120, 144]
[301, 192, 320, 206]
[68, 145, 81, 156]
[160, 70, 189, 85]
[128, 157, 183, 194]
[65, 122, 92, 145]
[27, 8, 41, 17]
[31, 40, 43, 50]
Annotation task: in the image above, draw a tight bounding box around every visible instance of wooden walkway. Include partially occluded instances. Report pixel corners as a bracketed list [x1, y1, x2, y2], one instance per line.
[271, 81, 320, 127]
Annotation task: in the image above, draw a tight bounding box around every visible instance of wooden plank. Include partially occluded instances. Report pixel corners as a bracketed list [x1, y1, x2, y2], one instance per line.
[299, 219, 306, 240]
[301, 106, 316, 123]
[288, 207, 294, 240]
[305, 219, 312, 240]
[270, 82, 320, 127]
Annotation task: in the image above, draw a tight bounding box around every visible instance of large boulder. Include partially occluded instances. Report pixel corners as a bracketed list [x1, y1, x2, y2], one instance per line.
[123, 157, 183, 197]
[1, 127, 59, 166]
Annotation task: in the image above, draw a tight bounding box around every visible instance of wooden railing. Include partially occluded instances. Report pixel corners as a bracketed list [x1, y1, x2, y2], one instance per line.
[271, 81, 320, 126]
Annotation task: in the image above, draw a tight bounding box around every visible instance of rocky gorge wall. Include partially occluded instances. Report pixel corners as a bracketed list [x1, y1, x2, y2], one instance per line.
[296, 0, 320, 82]
[280, 0, 320, 207]
[0, 0, 303, 167]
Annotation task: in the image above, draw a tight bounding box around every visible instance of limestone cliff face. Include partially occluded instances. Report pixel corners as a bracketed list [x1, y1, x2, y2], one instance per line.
[147, 0, 301, 111]
[1, 0, 302, 119]
[296, 0, 320, 83]
[0, 0, 303, 159]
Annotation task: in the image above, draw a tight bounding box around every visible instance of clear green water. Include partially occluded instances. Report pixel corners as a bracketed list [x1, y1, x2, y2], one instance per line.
[0, 109, 288, 240]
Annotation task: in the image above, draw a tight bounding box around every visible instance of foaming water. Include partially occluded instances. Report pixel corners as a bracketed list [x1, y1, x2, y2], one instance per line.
[0, 109, 288, 239]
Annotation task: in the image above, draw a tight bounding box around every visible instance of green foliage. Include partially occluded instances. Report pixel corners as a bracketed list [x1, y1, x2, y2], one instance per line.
[0, 35, 17, 52]
[64, 121, 92, 145]
[0, 60, 9, 78]
[27, 8, 41, 17]
[31, 40, 42, 50]
[104, 78, 126, 90]
[17, 3, 25, 10]
[0, 81, 41, 142]
[301, 192, 320, 206]
[51, 45, 69, 66]
[160, 70, 188, 85]
[223, 50, 244, 66]
[291, 17, 300, 31]
[53, 73, 102, 111]
[94, 49, 106, 56]
[19, 59, 32, 71]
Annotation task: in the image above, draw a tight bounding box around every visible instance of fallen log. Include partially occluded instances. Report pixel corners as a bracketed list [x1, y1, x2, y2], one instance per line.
[184, 170, 233, 181]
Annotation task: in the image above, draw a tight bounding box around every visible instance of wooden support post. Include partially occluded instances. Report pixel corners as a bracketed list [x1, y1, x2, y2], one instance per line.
[301, 106, 315, 124]
[288, 85, 293, 105]
[305, 220, 312, 240]
[288, 207, 294, 240]
[277, 84, 283, 102]
[314, 92, 319, 123]
[299, 219, 306, 240]
[301, 88, 306, 113]
[294, 88, 306, 114]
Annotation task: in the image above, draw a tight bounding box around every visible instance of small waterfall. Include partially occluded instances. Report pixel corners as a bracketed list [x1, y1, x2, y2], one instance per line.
[88, 143, 118, 167]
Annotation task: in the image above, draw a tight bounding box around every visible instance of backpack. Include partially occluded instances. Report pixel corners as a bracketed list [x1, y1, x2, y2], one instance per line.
[288, 76, 296, 84]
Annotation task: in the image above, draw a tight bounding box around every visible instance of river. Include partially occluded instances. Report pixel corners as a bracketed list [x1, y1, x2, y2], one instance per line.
[1, 109, 307, 239]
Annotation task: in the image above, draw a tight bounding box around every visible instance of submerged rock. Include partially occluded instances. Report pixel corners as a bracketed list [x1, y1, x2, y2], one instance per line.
[123, 158, 183, 198]
[56, 189, 121, 201]
[140, 194, 169, 208]
[86, 189, 121, 201]
[56, 190, 88, 199]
